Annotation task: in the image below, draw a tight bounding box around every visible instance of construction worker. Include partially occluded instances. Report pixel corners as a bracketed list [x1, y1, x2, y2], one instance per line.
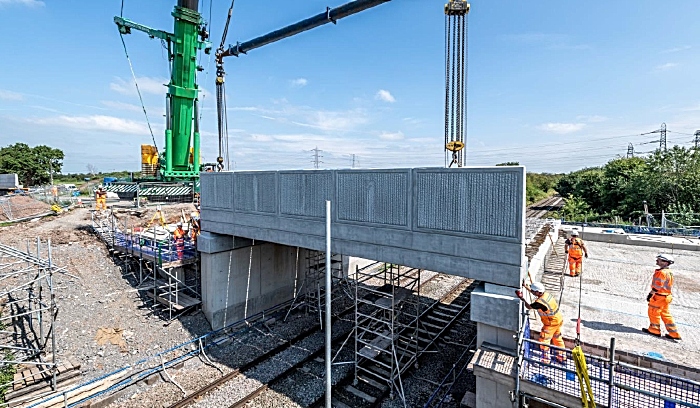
[51, 185, 58, 203]
[516, 282, 566, 364]
[643, 254, 682, 340]
[173, 222, 186, 260]
[565, 230, 588, 277]
[95, 186, 108, 211]
[189, 211, 201, 245]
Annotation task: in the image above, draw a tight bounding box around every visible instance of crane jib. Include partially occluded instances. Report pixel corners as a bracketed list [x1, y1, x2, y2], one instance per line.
[221, 0, 391, 58]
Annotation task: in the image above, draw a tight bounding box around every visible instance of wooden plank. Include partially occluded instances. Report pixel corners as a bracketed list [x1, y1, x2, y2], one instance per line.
[29, 367, 41, 383]
[8, 375, 82, 408]
[27, 369, 129, 408]
[5, 370, 81, 401]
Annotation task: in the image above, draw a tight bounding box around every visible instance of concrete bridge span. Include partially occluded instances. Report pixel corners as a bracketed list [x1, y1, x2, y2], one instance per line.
[200, 167, 526, 287]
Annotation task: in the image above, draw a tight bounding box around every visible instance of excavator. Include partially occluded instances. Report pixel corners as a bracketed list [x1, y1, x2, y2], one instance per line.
[112, 0, 469, 201]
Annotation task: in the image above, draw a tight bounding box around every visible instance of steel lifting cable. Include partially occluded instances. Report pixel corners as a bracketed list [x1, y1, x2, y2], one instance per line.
[444, 3, 468, 168]
[119, 0, 159, 152]
[214, 0, 236, 171]
[444, 14, 450, 168]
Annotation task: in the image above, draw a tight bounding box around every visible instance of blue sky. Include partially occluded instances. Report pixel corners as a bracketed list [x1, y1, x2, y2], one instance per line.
[0, 0, 699, 174]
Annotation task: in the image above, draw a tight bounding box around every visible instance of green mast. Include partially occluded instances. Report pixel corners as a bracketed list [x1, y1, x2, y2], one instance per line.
[115, 0, 211, 182]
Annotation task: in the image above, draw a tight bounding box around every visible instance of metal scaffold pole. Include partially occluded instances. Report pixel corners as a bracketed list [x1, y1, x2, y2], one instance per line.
[325, 200, 332, 408]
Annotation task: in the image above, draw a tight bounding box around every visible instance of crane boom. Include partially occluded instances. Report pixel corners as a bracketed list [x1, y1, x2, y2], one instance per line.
[219, 0, 391, 58]
[213, 0, 391, 168]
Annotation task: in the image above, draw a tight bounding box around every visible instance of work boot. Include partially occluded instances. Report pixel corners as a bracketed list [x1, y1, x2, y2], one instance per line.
[664, 334, 682, 341]
[642, 328, 661, 337]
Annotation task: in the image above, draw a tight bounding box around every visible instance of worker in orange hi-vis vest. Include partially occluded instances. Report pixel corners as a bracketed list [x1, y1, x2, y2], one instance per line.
[565, 230, 588, 277]
[643, 254, 682, 340]
[95, 186, 108, 211]
[516, 282, 566, 364]
[172, 222, 186, 260]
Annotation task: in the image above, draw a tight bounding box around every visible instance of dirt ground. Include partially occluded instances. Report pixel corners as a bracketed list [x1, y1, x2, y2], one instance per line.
[0, 195, 52, 221]
[0, 202, 211, 384]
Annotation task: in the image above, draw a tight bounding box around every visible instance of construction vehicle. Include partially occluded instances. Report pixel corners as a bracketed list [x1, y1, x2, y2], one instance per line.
[112, 0, 213, 201]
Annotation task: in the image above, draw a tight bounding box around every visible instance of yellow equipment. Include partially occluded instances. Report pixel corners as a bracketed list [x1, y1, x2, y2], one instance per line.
[446, 140, 465, 152]
[145, 205, 167, 229]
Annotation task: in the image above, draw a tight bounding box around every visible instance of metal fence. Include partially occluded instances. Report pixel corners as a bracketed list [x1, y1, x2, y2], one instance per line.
[519, 321, 700, 407]
[562, 221, 700, 238]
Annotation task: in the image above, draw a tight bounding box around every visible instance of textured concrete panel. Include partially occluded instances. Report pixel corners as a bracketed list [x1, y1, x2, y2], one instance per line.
[414, 169, 520, 238]
[200, 167, 525, 287]
[337, 170, 409, 226]
[234, 172, 276, 213]
[279, 171, 333, 218]
[200, 172, 233, 209]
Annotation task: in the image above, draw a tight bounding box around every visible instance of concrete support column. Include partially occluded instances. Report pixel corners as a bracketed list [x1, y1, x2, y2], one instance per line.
[199, 232, 300, 330]
[470, 282, 521, 407]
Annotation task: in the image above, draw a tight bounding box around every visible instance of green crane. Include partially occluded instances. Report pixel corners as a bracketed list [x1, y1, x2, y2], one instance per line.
[114, 0, 211, 184]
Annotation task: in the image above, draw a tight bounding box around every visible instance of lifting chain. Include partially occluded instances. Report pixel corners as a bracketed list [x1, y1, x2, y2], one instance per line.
[444, 0, 469, 168]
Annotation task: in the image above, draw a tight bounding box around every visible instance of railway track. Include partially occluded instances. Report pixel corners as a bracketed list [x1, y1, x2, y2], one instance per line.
[167, 267, 443, 408]
[308, 277, 476, 408]
[526, 195, 563, 219]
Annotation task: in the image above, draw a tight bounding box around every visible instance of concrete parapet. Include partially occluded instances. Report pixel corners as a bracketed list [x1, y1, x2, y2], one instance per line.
[581, 230, 700, 251]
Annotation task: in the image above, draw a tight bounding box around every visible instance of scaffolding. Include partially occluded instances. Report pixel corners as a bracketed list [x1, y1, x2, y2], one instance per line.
[354, 263, 421, 404]
[285, 249, 349, 325]
[0, 239, 59, 392]
[91, 210, 200, 321]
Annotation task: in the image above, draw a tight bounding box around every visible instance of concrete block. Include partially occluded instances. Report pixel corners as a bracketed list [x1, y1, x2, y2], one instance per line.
[460, 391, 476, 407]
[471, 284, 520, 332]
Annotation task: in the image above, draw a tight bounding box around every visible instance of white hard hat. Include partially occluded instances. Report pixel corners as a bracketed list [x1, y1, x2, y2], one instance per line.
[571, 230, 579, 236]
[530, 282, 545, 293]
[657, 254, 674, 264]
[176, 221, 183, 226]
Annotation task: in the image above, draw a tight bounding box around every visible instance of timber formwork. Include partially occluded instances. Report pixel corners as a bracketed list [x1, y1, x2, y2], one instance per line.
[354, 263, 421, 404]
[90, 210, 201, 320]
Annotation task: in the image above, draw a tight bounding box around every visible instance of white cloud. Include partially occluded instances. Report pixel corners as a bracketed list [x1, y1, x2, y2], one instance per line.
[110, 76, 167, 96]
[33, 115, 154, 135]
[375, 89, 396, 103]
[537, 122, 585, 134]
[290, 78, 308, 87]
[662, 45, 691, 54]
[233, 101, 370, 133]
[0, 0, 44, 7]
[655, 62, 678, 71]
[0, 90, 24, 101]
[379, 131, 405, 141]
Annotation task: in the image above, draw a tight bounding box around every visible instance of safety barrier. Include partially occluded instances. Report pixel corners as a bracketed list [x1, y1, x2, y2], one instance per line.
[112, 230, 197, 263]
[520, 331, 700, 407]
[562, 221, 700, 238]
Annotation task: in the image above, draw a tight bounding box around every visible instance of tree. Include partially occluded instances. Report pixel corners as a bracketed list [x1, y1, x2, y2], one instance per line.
[561, 195, 596, 222]
[0, 143, 64, 186]
[496, 162, 520, 166]
[86, 163, 98, 175]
